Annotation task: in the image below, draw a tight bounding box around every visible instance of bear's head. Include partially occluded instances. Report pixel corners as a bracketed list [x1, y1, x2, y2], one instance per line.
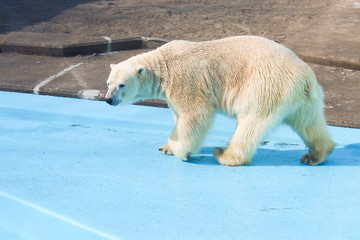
[105, 60, 146, 106]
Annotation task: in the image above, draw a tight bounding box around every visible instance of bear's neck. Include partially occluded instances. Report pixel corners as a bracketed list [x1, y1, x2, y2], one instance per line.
[135, 49, 169, 101]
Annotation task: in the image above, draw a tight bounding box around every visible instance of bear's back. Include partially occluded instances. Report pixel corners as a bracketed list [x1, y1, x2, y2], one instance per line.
[159, 36, 306, 72]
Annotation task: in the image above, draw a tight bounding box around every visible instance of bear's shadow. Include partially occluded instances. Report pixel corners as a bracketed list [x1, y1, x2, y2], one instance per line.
[189, 143, 360, 167]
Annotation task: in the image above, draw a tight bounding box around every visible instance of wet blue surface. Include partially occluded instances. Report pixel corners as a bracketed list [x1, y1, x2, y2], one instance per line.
[1, 91, 360, 240]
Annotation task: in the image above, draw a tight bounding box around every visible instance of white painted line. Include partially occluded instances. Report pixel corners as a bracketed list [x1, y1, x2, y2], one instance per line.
[0, 190, 122, 240]
[103, 36, 112, 52]
[34, 62, 83, 95]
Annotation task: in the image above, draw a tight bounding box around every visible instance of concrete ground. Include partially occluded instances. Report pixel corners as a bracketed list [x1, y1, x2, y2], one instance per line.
[0, 0, 338, 43]
[1, 91, 360, 240]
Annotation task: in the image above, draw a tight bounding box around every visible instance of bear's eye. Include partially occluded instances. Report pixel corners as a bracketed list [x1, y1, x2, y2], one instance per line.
[119, 84, 126, 89]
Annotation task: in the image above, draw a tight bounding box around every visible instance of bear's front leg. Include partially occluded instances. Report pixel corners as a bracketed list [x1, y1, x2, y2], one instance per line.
[214, 114, 275, 166]
[159, 109, 178, 156]
[167, 111, 213, 161]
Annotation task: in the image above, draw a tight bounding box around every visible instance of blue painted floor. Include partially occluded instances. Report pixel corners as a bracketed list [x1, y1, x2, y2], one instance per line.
[1, 91, 360, 240]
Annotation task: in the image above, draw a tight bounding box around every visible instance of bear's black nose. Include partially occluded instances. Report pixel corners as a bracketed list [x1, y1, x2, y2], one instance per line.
[105, 98, 113, 105]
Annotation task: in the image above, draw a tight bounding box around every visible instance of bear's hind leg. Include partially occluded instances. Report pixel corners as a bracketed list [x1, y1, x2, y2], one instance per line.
[285, 105, 335, 166]
[215, 114, 277, 166]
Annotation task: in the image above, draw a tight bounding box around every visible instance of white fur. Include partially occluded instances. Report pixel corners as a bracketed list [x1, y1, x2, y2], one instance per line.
[106, 36, 335, 166]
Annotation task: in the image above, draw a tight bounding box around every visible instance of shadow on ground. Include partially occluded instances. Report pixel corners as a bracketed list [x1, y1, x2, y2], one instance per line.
[190, 143, 360, 167]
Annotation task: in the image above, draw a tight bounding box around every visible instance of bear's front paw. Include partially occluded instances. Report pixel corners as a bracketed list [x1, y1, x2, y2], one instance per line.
[214, 147, 251, 166]
[159, 143, 174, 155]
[301, 154, 323, 166]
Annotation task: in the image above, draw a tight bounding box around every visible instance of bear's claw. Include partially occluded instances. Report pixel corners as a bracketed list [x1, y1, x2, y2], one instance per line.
[159, 144, 173, 155]
[183, 154, 191, 162]
[301, 154, 323, 166]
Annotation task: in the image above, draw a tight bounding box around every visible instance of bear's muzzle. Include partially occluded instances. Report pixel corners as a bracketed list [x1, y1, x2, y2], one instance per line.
[105, 98, 113, 105]
[105, 97, 122, 106]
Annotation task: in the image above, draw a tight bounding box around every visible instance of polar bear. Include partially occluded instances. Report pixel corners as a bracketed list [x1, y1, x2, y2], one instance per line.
[105, 36, 335, 166]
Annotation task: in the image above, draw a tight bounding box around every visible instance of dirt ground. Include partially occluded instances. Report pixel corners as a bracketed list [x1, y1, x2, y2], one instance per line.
[1, 0, 336, 43]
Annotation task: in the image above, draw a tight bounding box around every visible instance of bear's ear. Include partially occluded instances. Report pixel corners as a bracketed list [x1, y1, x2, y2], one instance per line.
[110, 64, 116, 70]
[135, 65, 146, 78]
